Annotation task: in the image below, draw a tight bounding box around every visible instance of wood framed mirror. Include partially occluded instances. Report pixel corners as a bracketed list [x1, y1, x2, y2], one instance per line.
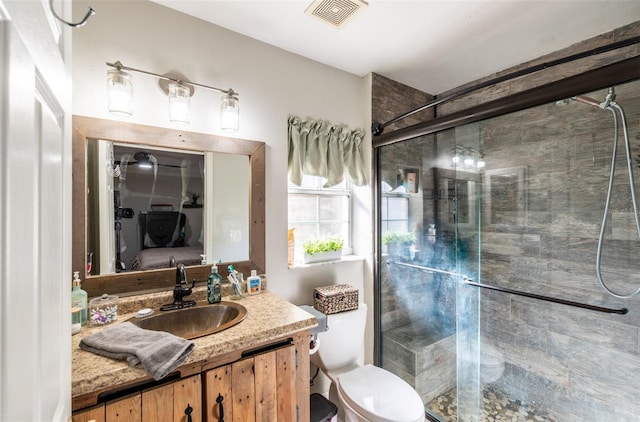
[72, 116, 265, 297]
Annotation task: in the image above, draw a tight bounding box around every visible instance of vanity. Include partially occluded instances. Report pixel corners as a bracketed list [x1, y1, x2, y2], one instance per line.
[70, 117, 315, 421]
[72, 289, 317, 421]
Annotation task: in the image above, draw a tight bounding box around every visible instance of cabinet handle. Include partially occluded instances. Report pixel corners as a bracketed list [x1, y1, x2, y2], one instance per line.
[216, 393, 225, 422]
[184, 403, 193, 422]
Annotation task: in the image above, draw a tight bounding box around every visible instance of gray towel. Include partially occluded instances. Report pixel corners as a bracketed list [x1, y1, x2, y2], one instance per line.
[80, 322, 194, 380]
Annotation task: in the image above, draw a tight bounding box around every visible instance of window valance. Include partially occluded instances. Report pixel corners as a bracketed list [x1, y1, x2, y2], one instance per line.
[288, 115, 368, 187]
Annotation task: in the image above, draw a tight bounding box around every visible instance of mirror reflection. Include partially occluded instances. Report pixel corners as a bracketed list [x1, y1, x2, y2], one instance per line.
[86, 140, 249, 275]
[88, 142, 205, 274]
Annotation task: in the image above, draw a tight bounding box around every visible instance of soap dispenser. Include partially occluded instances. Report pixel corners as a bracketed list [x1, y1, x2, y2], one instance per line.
[71, 271, 88, 326]
[207, 261, 222, 304]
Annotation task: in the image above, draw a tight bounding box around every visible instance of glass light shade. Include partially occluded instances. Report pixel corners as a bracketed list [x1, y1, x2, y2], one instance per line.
[220, 94, 239, 131]
[106, 69, 133, 116]
[464, 157, 475, 167]
[168, 82, 191, 124]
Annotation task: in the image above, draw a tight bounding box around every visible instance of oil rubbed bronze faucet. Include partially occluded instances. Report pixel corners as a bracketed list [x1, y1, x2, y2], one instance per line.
[160, 263, 197, 311]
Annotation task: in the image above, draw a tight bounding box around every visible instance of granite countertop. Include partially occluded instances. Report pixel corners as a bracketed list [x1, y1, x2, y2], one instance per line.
[72, 288, 317, 406]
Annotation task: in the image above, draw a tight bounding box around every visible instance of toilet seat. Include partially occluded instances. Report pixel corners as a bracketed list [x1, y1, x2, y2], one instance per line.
[337, 365, 425, 422]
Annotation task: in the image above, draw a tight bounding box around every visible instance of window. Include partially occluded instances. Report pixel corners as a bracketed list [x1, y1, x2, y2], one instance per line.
[381, 193, 409, 233]
[288, 175, 351, 264]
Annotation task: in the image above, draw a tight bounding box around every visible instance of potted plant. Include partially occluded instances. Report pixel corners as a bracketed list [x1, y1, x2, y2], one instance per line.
[189, 192, 200, 205]
[382, 231, 415, 258]
[303, 237, 344, 264]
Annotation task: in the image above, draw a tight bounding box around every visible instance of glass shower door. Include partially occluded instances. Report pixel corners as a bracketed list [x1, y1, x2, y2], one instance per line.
[378, 80, 640, 422]
[377, 125, 484, 421]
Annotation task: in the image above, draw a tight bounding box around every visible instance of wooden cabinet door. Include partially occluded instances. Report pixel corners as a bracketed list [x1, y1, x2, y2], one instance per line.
[105, 394, 141, 422]
[254, 351, 277, 420]
[231, 357, 256, 422]
[141, 375, 202, 422]
[141, 383, 173, 421]
[173, 375, 202, 422]
[205, 365, 233, 422]
[254, 346, 296, 420]
[205, 344, 299, 422]
[275, 345, 297, 420]
[73, 404, 105, 422]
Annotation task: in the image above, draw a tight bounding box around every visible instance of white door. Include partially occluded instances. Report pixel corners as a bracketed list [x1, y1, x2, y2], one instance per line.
[0, 0, 72, 420]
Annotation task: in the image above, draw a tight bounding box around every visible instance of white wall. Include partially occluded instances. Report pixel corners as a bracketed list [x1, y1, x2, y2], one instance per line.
[72, 0, 374, 360]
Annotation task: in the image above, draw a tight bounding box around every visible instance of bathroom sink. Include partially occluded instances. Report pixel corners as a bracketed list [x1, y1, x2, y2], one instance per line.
[129, 302, 247, 340]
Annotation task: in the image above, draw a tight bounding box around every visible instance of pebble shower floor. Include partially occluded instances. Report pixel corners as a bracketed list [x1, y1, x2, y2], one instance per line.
[426, 386, 556, 422]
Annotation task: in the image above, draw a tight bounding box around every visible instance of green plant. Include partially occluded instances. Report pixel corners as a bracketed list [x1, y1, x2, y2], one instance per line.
[382, 231, 415, 245]
[303, 237, 344, 256]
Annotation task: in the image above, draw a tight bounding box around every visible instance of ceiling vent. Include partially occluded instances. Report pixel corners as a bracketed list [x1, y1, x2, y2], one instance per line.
[305, 0, 368, 28]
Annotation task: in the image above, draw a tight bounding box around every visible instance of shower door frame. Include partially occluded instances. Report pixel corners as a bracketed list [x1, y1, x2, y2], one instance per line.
[372, 57, 640, 420]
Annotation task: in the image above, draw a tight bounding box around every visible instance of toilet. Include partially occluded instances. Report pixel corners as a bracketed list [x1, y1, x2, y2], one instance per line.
[311, 303, 425, 422]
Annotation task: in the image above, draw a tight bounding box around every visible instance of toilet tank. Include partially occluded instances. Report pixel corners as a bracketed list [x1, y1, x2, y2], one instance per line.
[315, 303, 367, 371]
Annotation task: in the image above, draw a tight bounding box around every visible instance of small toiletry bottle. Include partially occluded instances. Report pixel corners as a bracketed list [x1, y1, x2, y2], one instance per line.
[71, 271, 88, 326]
[200, 254, 207, 265]
[207, 262, 222, 304]
[247, 270, 261, 295]
[287, 228, 295, 266]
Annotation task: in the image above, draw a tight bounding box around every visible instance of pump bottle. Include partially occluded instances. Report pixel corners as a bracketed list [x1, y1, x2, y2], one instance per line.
[207, 262, 222, 304]
[71, 271, 88, 326]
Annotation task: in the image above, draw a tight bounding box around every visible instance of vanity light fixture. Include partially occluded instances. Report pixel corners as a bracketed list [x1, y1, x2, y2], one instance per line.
[220, 91, 240, 131]
[106, 61, 240, 131]
[167, 81, 192, 124]
[106, 67, 134, 116]
[451, 145, 485, 171]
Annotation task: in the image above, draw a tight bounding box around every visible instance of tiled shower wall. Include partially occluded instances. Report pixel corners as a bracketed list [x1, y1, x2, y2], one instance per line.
[441, 21, 640, 420]
[469, 80, 640, 421]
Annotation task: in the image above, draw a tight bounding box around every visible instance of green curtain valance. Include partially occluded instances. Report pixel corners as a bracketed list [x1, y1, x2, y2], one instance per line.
[287, 115, 368, 187]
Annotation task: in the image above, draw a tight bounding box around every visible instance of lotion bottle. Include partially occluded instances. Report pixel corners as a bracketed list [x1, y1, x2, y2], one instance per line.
[207, 262, 222, 304]
[247, 270, 261, 295]
[71, 271, 88, 326]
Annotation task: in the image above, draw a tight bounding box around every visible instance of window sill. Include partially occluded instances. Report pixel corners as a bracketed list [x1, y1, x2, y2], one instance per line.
[288, 254, 365, 269]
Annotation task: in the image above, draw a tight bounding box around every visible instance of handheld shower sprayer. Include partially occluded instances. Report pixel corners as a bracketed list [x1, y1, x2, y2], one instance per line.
[561, 87, 640, 298]
[591, 87, 640, 299]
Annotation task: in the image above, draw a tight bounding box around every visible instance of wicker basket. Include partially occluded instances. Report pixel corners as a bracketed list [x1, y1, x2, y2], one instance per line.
[314, 284, 359, 315]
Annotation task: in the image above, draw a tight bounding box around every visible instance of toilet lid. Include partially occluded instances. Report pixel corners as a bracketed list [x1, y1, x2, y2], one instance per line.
[337, 365, 424, 422]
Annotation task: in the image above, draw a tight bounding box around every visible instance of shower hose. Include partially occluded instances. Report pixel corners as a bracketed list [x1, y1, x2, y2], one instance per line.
[595, 98, 640, 298]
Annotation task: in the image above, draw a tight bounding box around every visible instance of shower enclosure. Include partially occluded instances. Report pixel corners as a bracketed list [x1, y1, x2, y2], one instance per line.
[375, 65, 640, 420]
